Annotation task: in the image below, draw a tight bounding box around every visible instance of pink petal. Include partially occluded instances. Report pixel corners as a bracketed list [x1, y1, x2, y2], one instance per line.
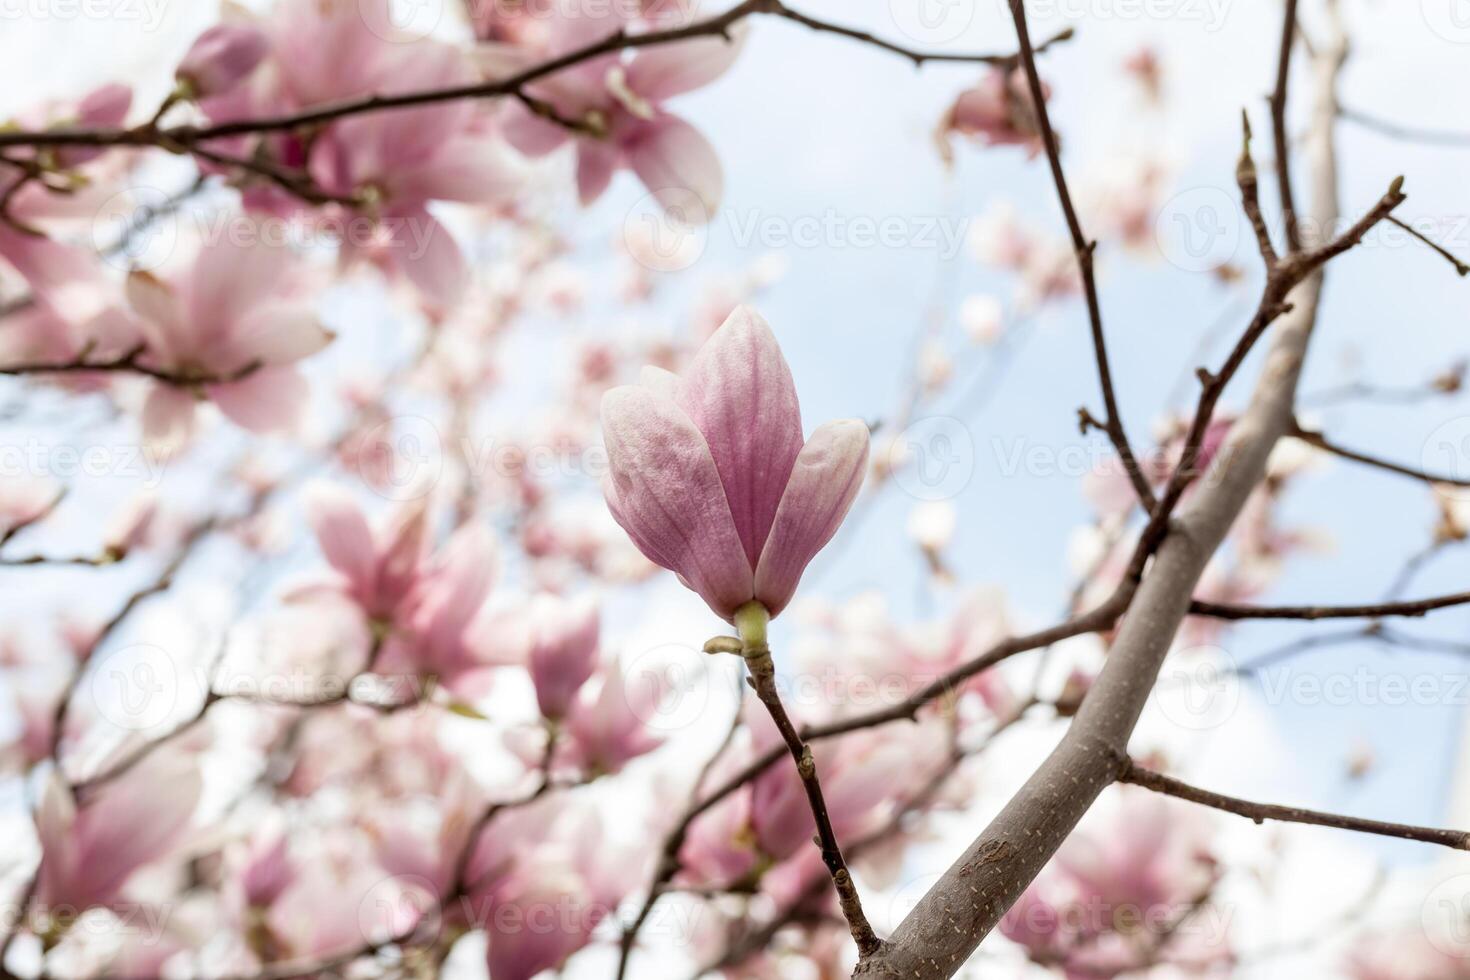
[207, 366, 307, 432]
[389, 135, 522, 204]
[126, 271, 187, 361]
[601, 385, 752, 619]
[576, 139, 619, 206]
[753, 419, 870, 617]
[501, 101, 572, 157]
[626, 114, 722, 220]
[72, 752, 201, 907]
[141, 384, 196, 450]
[389, 208, 466, 311]
[625, 25, 747, 101]
[676, 306, 803, 569]
[527, 594, 600, 719]
[229, 304, 333, 368]
[305, 483, 377, 592]
[186, 234, 294, 331]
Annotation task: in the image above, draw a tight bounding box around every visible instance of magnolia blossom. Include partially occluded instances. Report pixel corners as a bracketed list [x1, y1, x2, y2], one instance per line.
[126, 234, 330, 446]
[34, 752, 201, 920]
[601, 306, 869, 621]
[525, 593, 600, 719]
[176, 24, 271, 98]
[193, 0, 522, 308]
[303, 487, 500, 692]
[1001, 788, 1226, 977]
[938, 67, 1048, 163]
[487, 5, 745, 217]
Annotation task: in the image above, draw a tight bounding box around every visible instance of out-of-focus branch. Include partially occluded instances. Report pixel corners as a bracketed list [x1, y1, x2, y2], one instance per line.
[0, 344, 262, 387]
[0, 2, 1070, 153]
[1119, 759, 1470, 850]
[1341, 106, 1470, 147]
[1385, 215, 1470, 276]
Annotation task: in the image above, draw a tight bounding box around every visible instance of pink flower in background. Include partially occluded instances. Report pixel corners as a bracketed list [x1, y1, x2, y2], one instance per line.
[938, 67, 1048, 163]
[376, 522, 500, 694]
[559, 663, 665, 775]
[525, 593, 601, 719]
[190, 0, 521, 307]
[1002, 788, 1225, 977]
[302, 487, 430, 625]
[1347, 926, 1470, 980]
[177, 24, 271, 98]
[306, 41, 523, 309]
[486, 5, 745, 217]
[601, 306, 869, 621]
[466, 801, 639, 980]
[34, 752, 201, 917]
[125, 233, 330, 446]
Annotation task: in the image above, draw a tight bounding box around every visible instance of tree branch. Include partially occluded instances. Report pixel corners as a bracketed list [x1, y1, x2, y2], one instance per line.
[1192, 590, 1470, 621]
[1291, 420, 1470, 487]
[1119, 759, 1470, 850]
[854, 4, 1363, 975]
[734, 622, 879, 955]
[1005, 0, 1155, 512]
[0, 1, 1070, 153]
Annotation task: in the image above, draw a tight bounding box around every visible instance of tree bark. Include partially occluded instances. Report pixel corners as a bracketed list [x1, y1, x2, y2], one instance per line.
[855, 10, 1348, 979]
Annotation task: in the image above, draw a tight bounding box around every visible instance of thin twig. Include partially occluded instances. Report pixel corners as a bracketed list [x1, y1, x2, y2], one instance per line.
[1119, 759, 1470, 850]
[1192, 589, 1470, 621]
[1006, 0, 1155, 512]
[1291, 420, 1470, 487]
[1385, 215, 1470, 276]
[739, 637, 879, 955]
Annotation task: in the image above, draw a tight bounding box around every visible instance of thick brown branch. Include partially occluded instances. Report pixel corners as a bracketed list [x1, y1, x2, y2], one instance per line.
[1119, 759, 1470, 850]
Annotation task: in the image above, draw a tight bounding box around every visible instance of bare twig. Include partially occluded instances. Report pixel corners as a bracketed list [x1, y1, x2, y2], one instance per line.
[1119, 759, 1470, 850]
[734, 621, 879, 956]
[1385, 215, 1470, 276]
[1005, 0, 1156, 512]
[1291, 420, 1470, 487]
[1192, 589, 1470, 620]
